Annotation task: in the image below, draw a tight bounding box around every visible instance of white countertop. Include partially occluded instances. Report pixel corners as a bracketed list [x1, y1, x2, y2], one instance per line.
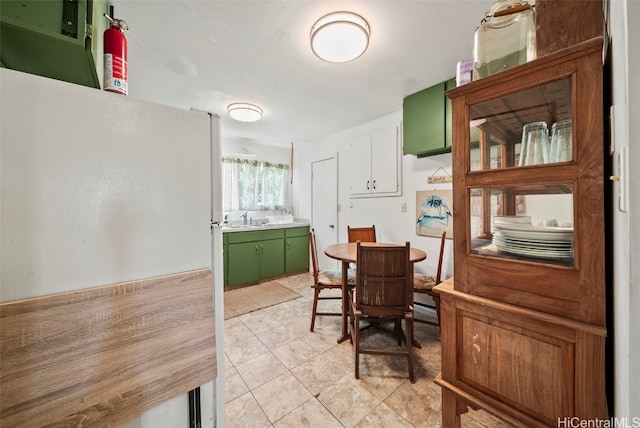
[222, 220, 310, 233]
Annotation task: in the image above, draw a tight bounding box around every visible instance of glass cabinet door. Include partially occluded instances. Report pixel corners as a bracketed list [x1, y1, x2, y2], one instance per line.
[469, 77, 572, 171]
[469, 185, 574, 266]
[465, 76, 576, 266]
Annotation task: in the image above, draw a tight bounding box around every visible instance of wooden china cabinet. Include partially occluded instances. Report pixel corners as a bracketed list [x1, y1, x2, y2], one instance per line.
[435, 37, 607, 426]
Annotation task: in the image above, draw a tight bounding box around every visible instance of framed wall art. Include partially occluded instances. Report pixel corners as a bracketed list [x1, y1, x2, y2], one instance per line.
[416, 189, 453, 239]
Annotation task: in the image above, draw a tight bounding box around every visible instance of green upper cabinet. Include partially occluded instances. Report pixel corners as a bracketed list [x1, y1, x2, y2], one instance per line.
[1, 0, 108, 89]
[403, 77, 456, 157]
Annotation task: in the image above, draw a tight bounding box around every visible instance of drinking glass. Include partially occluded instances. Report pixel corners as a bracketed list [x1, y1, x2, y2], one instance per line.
[549, 119, 572, 163]
[519, 121, 549, 166]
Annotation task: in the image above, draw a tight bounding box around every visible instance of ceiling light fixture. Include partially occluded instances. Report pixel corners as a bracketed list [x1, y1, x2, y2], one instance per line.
[228, 103, 263, 122]
[310, 11, 370, 63]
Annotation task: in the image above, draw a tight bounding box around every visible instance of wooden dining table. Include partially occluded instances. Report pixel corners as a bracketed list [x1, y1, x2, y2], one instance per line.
[324, 242, 427, 344]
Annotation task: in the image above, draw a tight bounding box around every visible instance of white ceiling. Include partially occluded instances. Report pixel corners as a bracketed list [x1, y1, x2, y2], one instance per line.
[110, 0, 489, 147]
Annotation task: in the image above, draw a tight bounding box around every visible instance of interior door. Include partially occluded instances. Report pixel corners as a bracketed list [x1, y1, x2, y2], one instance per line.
[311, 156, 338, 271]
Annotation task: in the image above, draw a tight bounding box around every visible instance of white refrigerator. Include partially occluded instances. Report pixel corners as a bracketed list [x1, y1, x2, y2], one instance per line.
[0, 68, 225, 427]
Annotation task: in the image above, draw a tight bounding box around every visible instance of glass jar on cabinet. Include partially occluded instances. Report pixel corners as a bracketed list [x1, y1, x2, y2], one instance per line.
[473, 0, 536, 80]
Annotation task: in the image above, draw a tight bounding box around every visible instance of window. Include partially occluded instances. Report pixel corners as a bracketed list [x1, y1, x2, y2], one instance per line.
[221, 157, 289, 211]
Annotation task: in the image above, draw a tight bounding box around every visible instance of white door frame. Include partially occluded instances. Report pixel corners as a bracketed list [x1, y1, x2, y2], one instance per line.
[311, 155, 339, 271]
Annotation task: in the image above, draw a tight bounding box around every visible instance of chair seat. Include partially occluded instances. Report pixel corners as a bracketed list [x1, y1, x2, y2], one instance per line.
[317, 269, 355, 286]
[413, 273, 437, 291]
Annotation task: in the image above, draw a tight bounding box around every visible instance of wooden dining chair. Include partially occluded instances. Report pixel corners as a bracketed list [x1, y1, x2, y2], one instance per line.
[309, 228, 355, 332]
[347, 225, 377, 243]
[413, 231, 446, 326]
[349, 242, 415, 382]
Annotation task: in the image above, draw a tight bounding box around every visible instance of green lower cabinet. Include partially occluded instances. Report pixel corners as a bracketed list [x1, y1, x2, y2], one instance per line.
[259, 238, 285, 279]
[224, 226, 309, 287]
[227, 241, 260, 286]
[225, 228, 286, 287]
[285, 227, 310, 273]
[223, 233, 229, 287]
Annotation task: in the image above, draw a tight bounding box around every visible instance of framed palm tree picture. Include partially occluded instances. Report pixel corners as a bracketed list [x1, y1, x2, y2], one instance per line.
[416, 190, 453, 239]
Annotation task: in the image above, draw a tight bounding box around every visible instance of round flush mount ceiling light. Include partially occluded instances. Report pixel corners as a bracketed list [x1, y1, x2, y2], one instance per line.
[310, 11, 370, 63]
[228, 103, 263, 122]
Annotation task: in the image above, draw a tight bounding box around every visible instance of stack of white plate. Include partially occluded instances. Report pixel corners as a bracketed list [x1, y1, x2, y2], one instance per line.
[492, 216, 574, 260]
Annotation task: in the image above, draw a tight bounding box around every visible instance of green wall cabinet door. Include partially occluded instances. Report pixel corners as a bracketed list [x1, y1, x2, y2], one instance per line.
[403, 77, 456, 157]
[285, 226, 310, 273]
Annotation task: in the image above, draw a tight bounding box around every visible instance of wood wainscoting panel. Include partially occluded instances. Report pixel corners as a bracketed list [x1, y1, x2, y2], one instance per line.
[0, 268, 216, 427]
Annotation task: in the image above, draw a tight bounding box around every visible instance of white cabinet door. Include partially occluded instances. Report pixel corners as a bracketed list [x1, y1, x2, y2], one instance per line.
[347, 133, 373, 195]
[371, 126, 399, 194]
[347, 124, 401, 198]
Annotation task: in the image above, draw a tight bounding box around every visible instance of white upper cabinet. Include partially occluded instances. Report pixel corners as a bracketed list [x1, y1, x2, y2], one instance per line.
[347, 124, 401, 198]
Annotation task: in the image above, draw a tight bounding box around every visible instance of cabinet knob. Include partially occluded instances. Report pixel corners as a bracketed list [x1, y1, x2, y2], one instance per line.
[367, 180, 370, 190]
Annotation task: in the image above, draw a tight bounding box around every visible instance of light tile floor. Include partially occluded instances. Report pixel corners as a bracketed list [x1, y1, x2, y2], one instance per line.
[224, 273, 513, 428]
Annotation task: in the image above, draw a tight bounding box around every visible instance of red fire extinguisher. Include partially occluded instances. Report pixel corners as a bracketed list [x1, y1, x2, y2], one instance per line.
[103, 13, 128, 95]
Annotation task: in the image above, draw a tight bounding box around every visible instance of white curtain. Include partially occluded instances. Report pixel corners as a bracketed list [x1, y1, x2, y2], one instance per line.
[221, 157, 289, 211]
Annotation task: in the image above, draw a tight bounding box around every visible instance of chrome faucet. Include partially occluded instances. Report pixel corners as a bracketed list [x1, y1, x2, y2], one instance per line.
[241, 211, 248, 225]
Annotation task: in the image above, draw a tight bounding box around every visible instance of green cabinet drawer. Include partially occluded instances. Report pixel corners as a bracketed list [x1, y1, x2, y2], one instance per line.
[227, 228, 285, 244]
[285, 226, 309, 238]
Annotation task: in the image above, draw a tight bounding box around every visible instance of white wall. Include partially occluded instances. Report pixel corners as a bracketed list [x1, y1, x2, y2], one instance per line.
[221, 138, 290, 164]
[294, 111, 454, 280]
